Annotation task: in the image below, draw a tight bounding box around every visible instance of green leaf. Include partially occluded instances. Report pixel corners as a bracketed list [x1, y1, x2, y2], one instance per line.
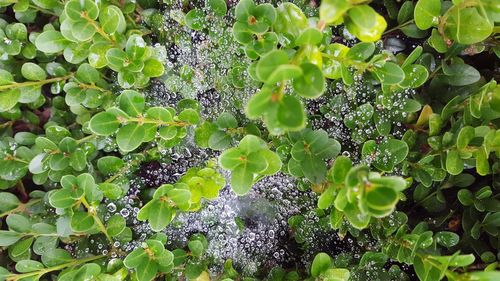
[35, 31, 68, 53]
[107, 215, 126, 237]
[65, 0, 98, 21]
[49, 189, 75, 209]
[124, 248, 148, 268]
[456, 126, 475, 150]
[400, 64, 429, 88]
[245, 88, 273, 119]
[274, 3, 308, 43]
[99, 5, 125, 34]
[330, 156, 352, 184]
[435, 231, 459, 247]
[441, 63, 480, 86]
[49, 153, 69, 171]
[207, 0, 227, 16]
[15, 260, 44, 273]
[373, 139, 409, 172]
[98, 183, 123, 200]
[0, 89, 20, 112]
[0, 69, 14, 85]
[345, 5, 387, 42]
[321, 268, 350, 281]
[188, 240, 204, 257]
[146, 201, 173, 232]
[105, 48, 127, 71]
[178, 108, 200, 124]
[238, 134, 266, 154]
[21, 62, 46, 81]
[256, 50, 288, 81]
[71, 211, 95, 232]
[89, 112, 120, 136]
[374, 62, 405, 85]
[185, 9, 206, 30]
[232, 22, 253, 44]
[0, 192, 20, 213]
[0, 230, 22, 247]
[398, 1, 414, 24]
[311, 252, 331, 277]
[41, 249, 72, 267]
[116, 123, 145, 152]
[467, 271, 500, 280]
[318, 187, 335, 210]
[445, 7, 493, 45]
[219, 148, 245, 170]
[431, 254, 475, 267]
[136, 259, 158, 281]
[216, 112, 238, 129]
[365, 187, 398, 211]
[277, 95, 305, 130]
[167, 188, 191, 210]
[143, 59, 165, 78]
[235, 0, 255, 22]
[414, 0, 440, 30]
[446, 150, 464, 175]
[76, 63, 100, 84]
[259, 149, 282, 175]
[231, 165, 254, 195]
[295, 28, 323, 46]
[10, 237, 34, 257]
[206, 131, 230, 151]
[245, 152, 268, 173]
[72, 20, 97, 41]
[346, 42, 375, 61]
[319, 0, 350, 24]
[476, 145, 489, 176]
[119, 90, 144, 117]
[89, 42, 111, 68]
[293, 63, 325, 99]
[97, 156, 124, 175]
[6, 214, 31, 232]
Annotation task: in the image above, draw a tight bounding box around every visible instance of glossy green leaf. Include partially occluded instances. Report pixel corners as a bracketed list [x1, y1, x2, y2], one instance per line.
[89, 112, 120, 136]
[446, 150, 464, 175]
[414, 0, 441, 30]
[21, 62, 46, 81]
[35, 31, 68, 53]
[207, 0, 227, 16]
[231, 165, 254, 195]
[311, 252, 331, 277]
[116, 123, 145, 152]
[345, 5, 387, 42]
[319, 0, 350, 24]
[107, 215, 126, 237]
[293, 63, 325, 99]
[445, 7, 493, 45]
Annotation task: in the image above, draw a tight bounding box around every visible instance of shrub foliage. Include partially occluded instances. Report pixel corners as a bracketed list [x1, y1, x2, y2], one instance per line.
[0, 0, 499, 280]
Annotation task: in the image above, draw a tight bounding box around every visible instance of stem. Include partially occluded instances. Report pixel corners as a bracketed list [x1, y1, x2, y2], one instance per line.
[0, 74, 73, 91]
[3, 154, 29, 164]
[125, 117, 190, 127]
[76, 134, 97, 144]
[104, 157, 141, 183]
[0, 121, 14, 129]
[0, 198, 41, 218]
[6, 255, 106, 281]
[80, 197, 113, 243]
[383, 19, 415, 35]
[28, 5, 57, 16]
[78, 83, 111, 94]
[16, 180, 28, 201]
[80, 14, 116, 46]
